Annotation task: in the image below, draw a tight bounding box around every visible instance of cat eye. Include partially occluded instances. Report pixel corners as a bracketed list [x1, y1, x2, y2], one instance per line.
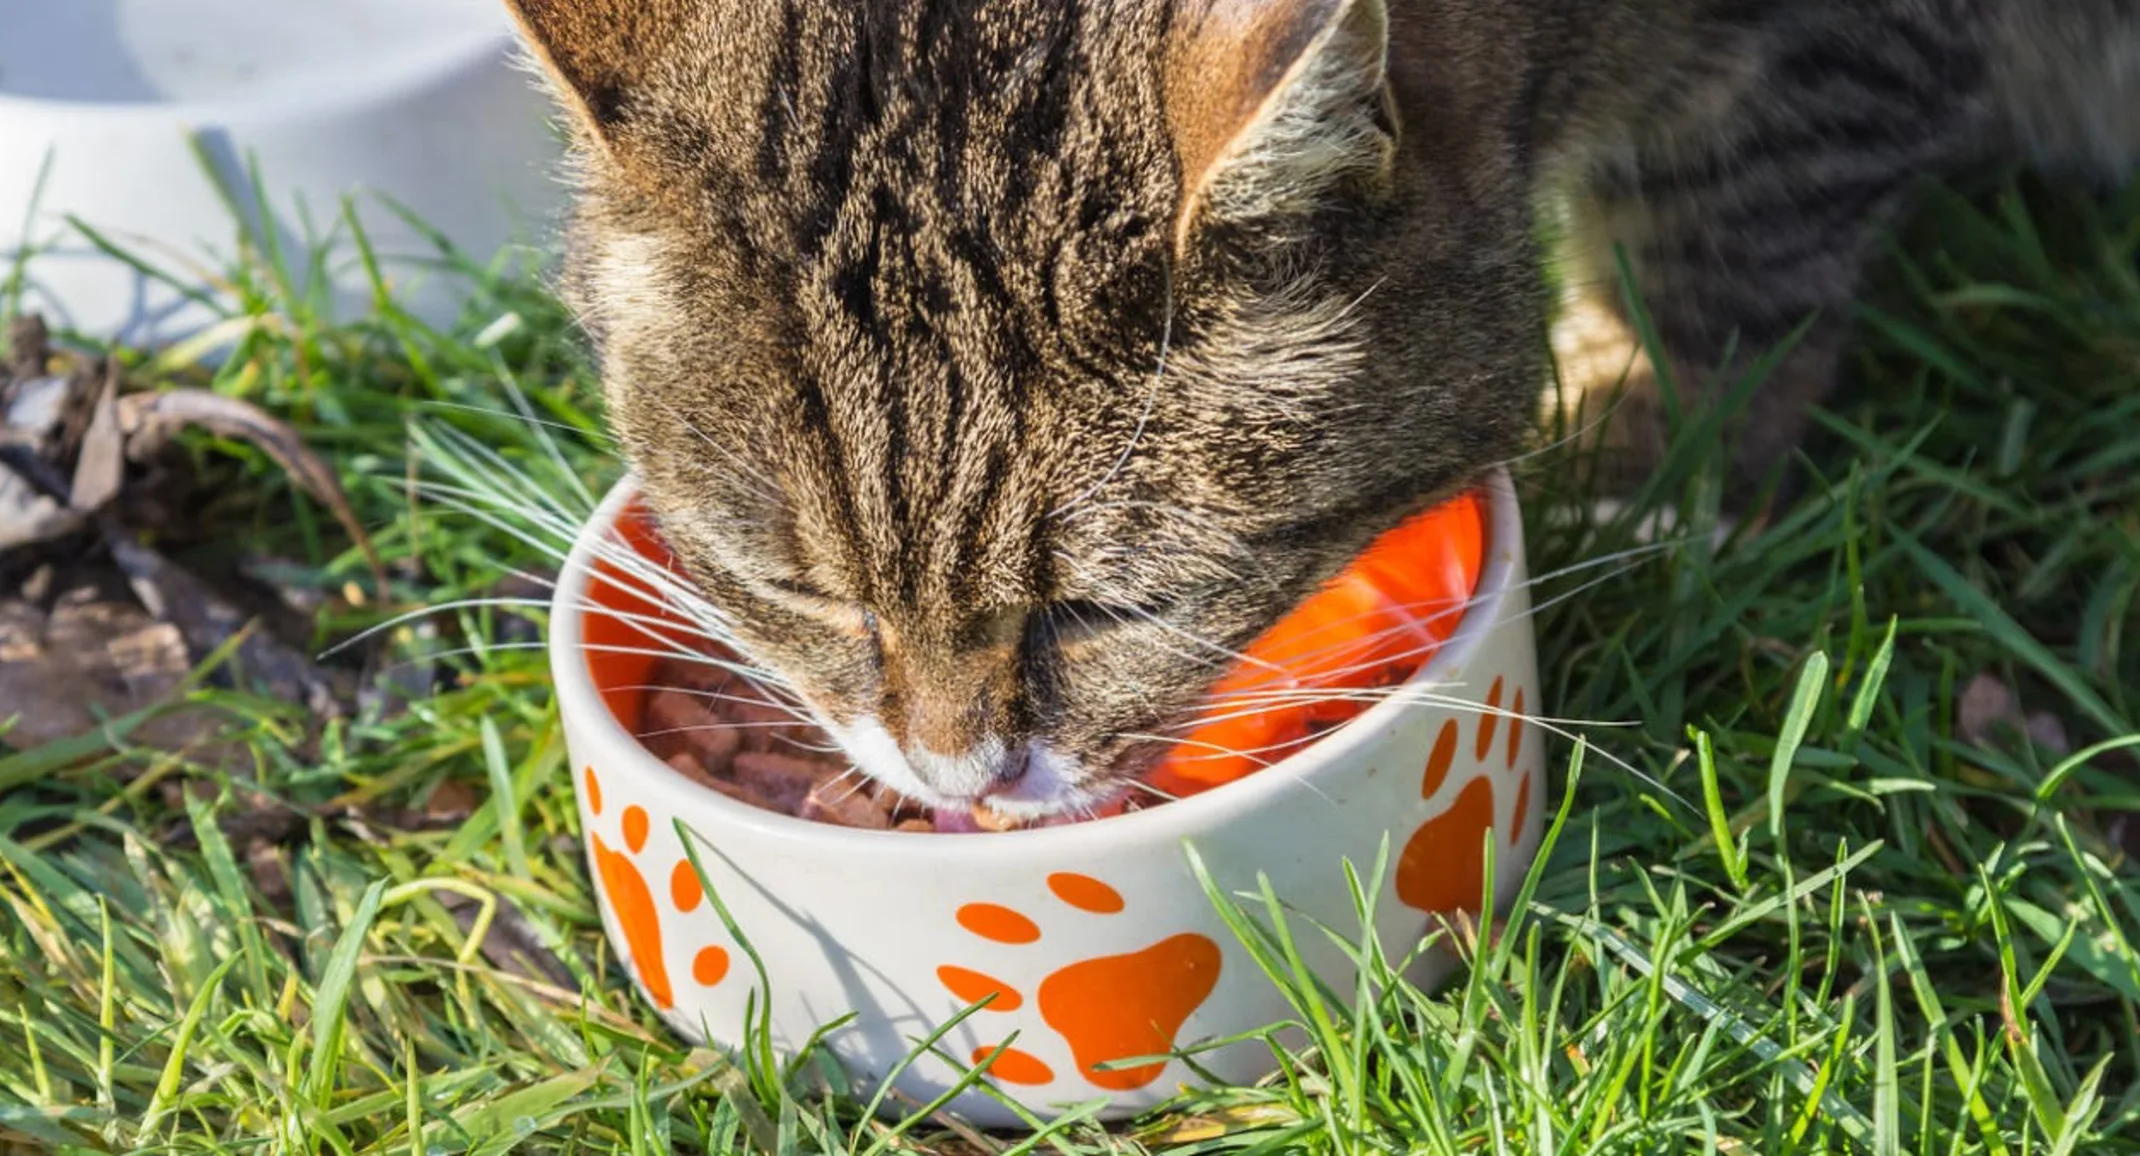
[764, 577, 837, 607]
[1037, 598, 1166, 643]
[762, 579, 876, 639]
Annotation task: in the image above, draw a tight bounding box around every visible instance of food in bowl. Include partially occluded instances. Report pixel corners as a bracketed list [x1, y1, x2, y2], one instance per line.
[599, 489, 1488, 832]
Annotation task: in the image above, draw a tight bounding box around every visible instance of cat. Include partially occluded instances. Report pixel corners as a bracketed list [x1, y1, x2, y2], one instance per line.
[500, 0, 2140, 819]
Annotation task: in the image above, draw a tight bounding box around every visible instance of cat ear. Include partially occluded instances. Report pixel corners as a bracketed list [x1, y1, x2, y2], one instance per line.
[501, 0, 691, 151]
[1165, 0, 1394, 252]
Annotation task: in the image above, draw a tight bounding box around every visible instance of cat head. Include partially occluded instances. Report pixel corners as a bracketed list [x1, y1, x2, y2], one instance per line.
[507, 0, 1542, 817]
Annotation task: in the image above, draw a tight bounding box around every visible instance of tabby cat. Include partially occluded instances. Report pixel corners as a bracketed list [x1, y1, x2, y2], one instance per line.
[501, 0, 2140, 818]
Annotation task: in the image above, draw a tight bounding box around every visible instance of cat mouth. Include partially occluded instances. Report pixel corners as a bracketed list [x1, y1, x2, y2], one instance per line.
[901, 743, 1144, 827]
[965, 778, 1135, 826]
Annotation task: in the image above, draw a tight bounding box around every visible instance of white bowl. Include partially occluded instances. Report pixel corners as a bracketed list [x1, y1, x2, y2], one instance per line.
[549, 471, 1546, 1127]
[0, 0, 564, 344]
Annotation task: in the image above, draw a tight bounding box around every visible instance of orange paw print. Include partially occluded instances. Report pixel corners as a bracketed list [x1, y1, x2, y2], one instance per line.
[936, 873, 1223, 1091]
[583, 768, 731, 1009]
[1394, 675, 1535, 916]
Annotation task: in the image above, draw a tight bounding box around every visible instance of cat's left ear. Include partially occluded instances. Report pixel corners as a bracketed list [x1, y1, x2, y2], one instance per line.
[501, 0, 694, 157]
[1164, 0, 1394, 254]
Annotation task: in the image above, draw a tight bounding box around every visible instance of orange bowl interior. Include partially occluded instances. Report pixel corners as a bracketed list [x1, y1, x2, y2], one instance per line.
[1142, 491, 1487, 799]
[579, 501, 695, 729]
[578, 488, 1488, 804]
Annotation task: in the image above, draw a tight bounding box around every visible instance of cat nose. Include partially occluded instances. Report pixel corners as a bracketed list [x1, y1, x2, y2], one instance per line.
[906, 737, 1031, 799]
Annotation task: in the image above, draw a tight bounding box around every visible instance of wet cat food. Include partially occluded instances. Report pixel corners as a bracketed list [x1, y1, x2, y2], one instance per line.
[639, 655, 943, 831]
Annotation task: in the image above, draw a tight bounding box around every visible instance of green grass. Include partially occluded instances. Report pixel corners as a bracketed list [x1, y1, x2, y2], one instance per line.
[2, 168, 2138, 1154]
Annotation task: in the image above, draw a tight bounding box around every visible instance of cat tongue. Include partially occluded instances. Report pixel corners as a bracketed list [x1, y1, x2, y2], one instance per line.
[932, 807, 985, 834]
[935, 802, 1080, 833]
[936, 789, 1140, 833]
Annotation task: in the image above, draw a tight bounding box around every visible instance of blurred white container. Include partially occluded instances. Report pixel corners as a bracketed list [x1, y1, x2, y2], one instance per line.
[0, 0, 566, 345]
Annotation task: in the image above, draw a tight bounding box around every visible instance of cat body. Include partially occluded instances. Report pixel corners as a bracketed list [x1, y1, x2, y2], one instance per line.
[503, 0, 2140, 816]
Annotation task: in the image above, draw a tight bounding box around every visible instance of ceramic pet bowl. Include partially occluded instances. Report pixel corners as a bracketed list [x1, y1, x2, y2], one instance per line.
[549, 470, 1545, 1127]
[0, 0, 564, 344]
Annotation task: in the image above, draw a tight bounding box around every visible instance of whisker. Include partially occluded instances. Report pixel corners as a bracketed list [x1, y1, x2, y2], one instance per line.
[1179, 686, 1634, 730]
[1150, 686, 1680, 806]
[638, 722, 826, 741]
[827, 768, 879, 806]
[418, 423, 593, 532]
[382, 428, 827, 740]
[1054, 553, 1291, 682]
[659, 398, 787, 506]
[776, 738, 848, 756]
[1493, 398, 1622, 473]
[319, 595, 584, 663]
[615, 681, 807, 705]
[1155, 539, 1685, 697]
[633, 727, 826, 744]
[363, 640, 794, 694]
[321, 595, 763, 682]
[1119, 732, 1316, 764]
[1051, 270, 1175, 519]
[496, 366, 601, 512]
[418, 399, 620, 448]
[617, 685, 816, 722]
[409, 481, 746, 645]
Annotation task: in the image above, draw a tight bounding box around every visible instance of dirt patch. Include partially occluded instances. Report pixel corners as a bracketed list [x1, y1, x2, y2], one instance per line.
[0, 313, 376, 765]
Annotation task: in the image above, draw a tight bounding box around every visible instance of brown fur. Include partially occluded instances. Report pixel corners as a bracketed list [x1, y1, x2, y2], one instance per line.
[504, 0, 2140, 812]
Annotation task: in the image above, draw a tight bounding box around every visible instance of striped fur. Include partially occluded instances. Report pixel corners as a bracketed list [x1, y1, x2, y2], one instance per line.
[506, 0, 2139, 813]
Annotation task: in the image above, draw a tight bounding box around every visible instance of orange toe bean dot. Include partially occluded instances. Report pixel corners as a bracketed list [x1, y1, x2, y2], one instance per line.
[1476, 676, 1505, 760]
[1047, 873, 1125, 914]
[1395, 776, 1497, 916]
[977, 1045, 1055, 1086]
[1507, 689, 1526, 767]
[590, 833, 672, 1009]
[670, 859, 703, 912]
[623, 805, 650, 853]
[585, 768, 604, 815]
[1511, 771, 1534, 840]
[957, 903, 1041, 944]
[693, 946, 730, 987]
[1421, 719, 1459, 799]
[938, 965, 1024, 1011]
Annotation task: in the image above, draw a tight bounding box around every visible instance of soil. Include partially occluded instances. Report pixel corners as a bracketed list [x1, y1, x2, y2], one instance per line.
[0, 313, 374, 764]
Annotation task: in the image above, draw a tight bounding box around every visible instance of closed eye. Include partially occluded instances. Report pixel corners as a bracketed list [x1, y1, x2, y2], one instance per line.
[1039, 598, 1167, 643]
[766, 577, 835, 605]
[762, 578, 876, 638]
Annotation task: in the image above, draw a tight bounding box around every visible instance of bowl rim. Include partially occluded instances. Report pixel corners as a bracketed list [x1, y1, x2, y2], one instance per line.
[0, 8, 515, 122]
[548, 468, 1527, 859]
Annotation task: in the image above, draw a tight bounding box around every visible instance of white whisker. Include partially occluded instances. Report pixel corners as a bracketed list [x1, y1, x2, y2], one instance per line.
[496, 366, 601, 511]
[659, 398, 786, 506]
[1051, 266, 1175, 519]
[408, 475, 750, 650]
[418, 399, 620, 448]
[1054, 552, 1290, 682]
[639, 721, 825, 740]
